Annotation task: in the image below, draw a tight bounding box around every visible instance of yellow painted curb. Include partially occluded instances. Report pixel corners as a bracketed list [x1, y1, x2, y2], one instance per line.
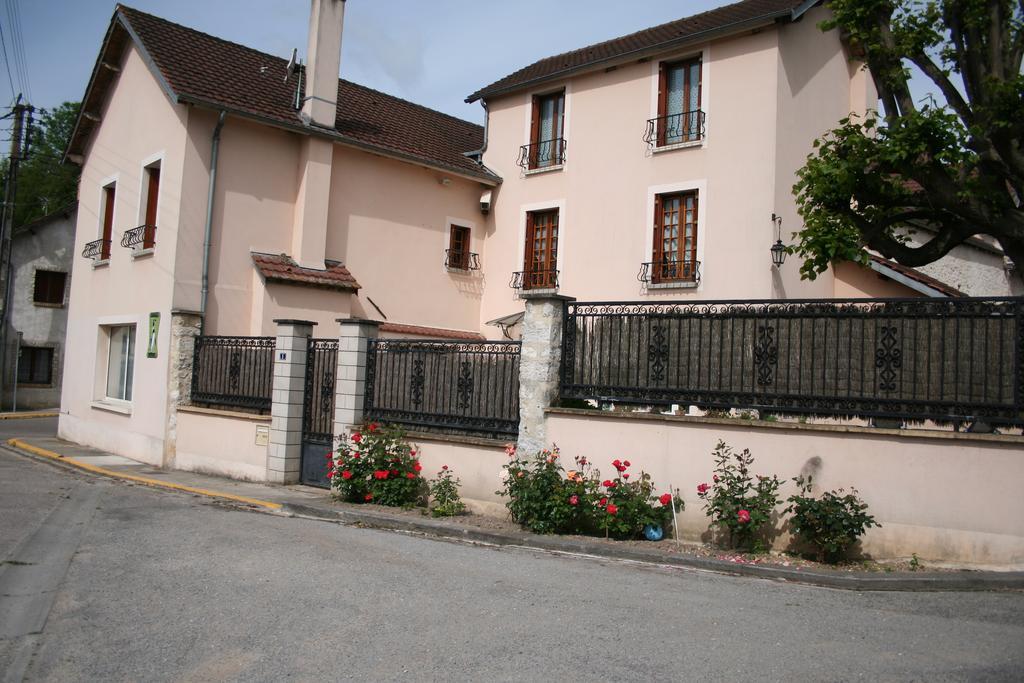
[0, 412, 58, 420]
[6, 438, 283, 511]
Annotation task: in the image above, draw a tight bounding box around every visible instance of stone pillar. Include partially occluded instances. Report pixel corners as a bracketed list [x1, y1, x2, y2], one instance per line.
[333, 318, 380, 442]
[268, 319, 316, 484]
[517, 294, 574, 455]
[162, 310, 202, 469]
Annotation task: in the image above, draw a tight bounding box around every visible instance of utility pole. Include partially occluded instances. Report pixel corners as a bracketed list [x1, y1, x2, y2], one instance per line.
[0, 96, 33, 408]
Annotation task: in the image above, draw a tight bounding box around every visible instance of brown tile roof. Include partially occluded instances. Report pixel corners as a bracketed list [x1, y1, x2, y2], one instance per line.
[69, 6, 498, 184]
[379, 322, 485, 341]
[866, 253, 966, 297]
[252, 252, 360, 292]
[467, 0, 813, 102]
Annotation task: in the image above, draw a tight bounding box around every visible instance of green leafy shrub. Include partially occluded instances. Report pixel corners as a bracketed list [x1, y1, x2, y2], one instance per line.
[429, 465, 467, 518]
[497, 445, 682, 538]
[785, 476, 879, 563]
[696, 440, 782, 550]
[328, 423, 425, 506]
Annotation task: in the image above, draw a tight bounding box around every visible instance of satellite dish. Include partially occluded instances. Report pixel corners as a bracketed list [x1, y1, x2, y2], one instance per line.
[284, 48, 298, 81]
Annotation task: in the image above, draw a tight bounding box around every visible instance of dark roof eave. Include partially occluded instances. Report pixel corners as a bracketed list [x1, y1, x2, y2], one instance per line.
[466, 2, 819, 103]
[263, 274, 361, 293]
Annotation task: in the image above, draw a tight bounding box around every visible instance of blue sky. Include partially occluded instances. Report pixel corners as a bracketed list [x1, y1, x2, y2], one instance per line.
[11, 0, 790, 123]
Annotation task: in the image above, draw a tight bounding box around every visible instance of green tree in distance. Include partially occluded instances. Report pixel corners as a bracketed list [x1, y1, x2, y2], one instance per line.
[1, 101, 80, 228]
[792, 1, 1023, 285]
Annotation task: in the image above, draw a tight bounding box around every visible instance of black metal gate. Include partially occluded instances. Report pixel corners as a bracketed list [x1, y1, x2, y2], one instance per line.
[300, 338, 338, 487]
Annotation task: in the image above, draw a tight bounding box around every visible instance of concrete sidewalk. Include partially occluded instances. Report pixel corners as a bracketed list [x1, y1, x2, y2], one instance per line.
[6, 434, 1024, 592]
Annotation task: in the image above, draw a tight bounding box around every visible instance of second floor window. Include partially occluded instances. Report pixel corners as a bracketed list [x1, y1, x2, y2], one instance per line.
[657, 57, 702, 146]
[523, 209, 559, 289]
[652, 191, 698, 283]
[33, 270, 67, 305]
[529, 90, 565, 169]
[448, 225, 472, 270]
[142, 164, 159, 248]
[100, 183, 115, 259]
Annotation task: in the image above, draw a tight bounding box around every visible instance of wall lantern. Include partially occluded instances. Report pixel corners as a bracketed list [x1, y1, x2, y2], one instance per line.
[770, 213, 787, 267]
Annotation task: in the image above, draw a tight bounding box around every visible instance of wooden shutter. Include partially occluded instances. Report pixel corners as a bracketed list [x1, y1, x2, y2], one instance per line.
[144, 166, 159, 248]
[523, 212, 536, 277]
[529, 95, 540, 169]
[652, 194, 664, 283]
[102, 185, 115, 259]
[556, 91, 566, 162]
[689, 192, 699, 278]
[657, 62, 668, 147]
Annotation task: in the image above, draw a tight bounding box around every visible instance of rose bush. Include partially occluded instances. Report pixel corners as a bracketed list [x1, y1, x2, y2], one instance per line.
[696, 440, 781, 551]
[428, 465, 467, 518]
[785, 476, 879, 563]
[328, 422, 425, 507]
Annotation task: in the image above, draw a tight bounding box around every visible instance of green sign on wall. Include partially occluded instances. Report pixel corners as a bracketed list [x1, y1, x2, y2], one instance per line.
[147, 312, 160, 358]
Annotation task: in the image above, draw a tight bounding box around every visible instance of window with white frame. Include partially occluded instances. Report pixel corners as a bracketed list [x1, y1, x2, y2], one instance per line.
[105, 325, 136, 401]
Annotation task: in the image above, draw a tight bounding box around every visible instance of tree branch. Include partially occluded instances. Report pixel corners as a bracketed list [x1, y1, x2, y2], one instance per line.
[861, 220, 969, 266]
[907, 51, 973, 125]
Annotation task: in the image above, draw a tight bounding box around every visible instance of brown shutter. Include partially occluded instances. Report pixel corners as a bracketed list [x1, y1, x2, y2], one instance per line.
[557, 91, 565, 162]
[523, 212, 535, 276]
[102, 185, 115, 259]
[652, 194, 664, 283]
[657, 62, 668, 147]
[144, 166, 159, 248]
[690, 192, 699, 273]
[529, 95, 540, 169]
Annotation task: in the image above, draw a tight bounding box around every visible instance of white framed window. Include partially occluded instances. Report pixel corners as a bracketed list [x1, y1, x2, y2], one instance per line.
[105, 325, 136, 401]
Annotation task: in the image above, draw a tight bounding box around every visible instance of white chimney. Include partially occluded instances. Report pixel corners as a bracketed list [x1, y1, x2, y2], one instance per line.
[302, 0, 345, 128]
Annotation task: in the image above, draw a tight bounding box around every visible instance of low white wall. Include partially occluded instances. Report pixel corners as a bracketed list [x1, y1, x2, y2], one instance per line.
[175, 407, 270, 481]
[545, 409, 1024, 568]
[58, 411, 164, 467]
[407, 432, 508, 516]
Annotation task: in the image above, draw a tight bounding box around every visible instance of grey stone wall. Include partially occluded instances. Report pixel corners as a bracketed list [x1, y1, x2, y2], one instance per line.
[162, 310, 202, 468]
[516, 294, 573, 454]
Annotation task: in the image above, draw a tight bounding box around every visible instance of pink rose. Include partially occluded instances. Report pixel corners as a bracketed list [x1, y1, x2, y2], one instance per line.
[569, 495, 579, 506]
[697, 483, 710, 495]
[737, 509, 751, 524]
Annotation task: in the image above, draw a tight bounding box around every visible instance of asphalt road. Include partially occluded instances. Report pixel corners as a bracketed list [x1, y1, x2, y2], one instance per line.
[1, 418, 1023, 682]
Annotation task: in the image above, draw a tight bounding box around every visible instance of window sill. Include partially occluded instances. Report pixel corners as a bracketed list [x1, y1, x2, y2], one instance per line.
[524, 164, 564, 176]
[445, 266, 479, 275]
[92, 259, 110, 269]
[32, 301, 65, 309]
[91, 399, 132, 415]
[646, 280, 700, 290]
[652, 139, 704, 154]
[132, 247, 155, 260]
[519, 287, 559, 298]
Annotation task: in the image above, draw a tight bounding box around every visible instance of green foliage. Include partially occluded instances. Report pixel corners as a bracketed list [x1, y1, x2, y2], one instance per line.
[328, 422, 425, 507]
[794, 1, 1024, 281]
[696, 440, 782, 550]
[785, 476, 879, 563]
[1, 102, 81, 228]
[497, 446, 682, 539]
[428, 465, 467, 518]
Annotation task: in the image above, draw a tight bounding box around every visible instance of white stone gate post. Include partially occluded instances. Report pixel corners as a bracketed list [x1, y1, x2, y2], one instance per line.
[267, 319, 316, 484]
[517, 294, 574, 455]
[333, 318, 380, 443]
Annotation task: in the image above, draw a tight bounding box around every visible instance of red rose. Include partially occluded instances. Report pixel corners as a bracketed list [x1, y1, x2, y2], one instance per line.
[737, 509, 751, 523]
[602, 480, 613, 488]
[659, 493, 672, 506]
[612, 459, 621, 468]
[623, 473, 630, 479]
[364, 493, 373, 501]
[324, 453, 332, 462]
[352, 453, 360, 459]
[599, 497, 608, 507]
[374, 470, 388, 480]
[412, 463, 422, 473]
[342, 470, 353, 480]
[368, 422, 378, 433]
[406, 473, 415, 479]
[606, 504, 618, 515]
[713, 474, 720, 483]
[697, 483, 710, 494]
[569, 495, 579, 505]
[390, 469, 398, 476]
[442, 465, 449, 471]
[351, 433, 362, 443]
[623, 460, 631, 467]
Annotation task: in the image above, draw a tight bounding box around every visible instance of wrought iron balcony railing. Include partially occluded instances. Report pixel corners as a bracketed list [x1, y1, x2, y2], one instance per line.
[510, 268, 559, 291]
[643, 110, 706, 148]
[638, 259, 701, 285]
[82, 238, 111, 261]
[516, 137, 566, 170]
[444, 249, 480, 271]
[120, 224, 156, 249]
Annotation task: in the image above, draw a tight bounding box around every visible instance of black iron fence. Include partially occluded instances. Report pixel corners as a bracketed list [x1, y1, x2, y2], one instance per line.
[191, 335, 276, 412]
[517, 137, 567, 170]
[561, 297, 1024, 426]
[364, 339, 521, 438]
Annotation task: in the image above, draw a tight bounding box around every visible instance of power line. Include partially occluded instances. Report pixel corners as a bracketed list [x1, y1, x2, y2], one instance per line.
[3, 0, 28, 103]
[0, 21, 14, 100]
[10, 0, 27, 102]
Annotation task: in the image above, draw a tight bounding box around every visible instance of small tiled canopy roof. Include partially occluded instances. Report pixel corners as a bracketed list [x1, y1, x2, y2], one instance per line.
[467, 0, 817, 102]
[866, 253, 966, 297]
[252, 253, 360, 292]
[379, 322, 485, 341]
[68, 5, 499, 184]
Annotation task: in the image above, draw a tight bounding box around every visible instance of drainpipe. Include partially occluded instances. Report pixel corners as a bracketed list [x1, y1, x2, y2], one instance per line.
[199, 111, 227, 335]
[464, 100, 489, 162]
